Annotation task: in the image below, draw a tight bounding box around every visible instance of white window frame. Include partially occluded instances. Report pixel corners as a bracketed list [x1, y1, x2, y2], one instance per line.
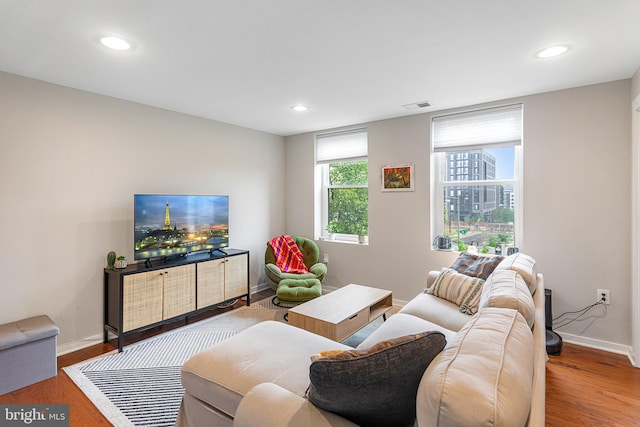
[314, 128, 368, 243]
[430, 104, 523, 251]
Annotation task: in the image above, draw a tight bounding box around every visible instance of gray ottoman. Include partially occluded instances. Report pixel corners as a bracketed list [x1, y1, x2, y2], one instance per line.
[0, 315, 60, 394]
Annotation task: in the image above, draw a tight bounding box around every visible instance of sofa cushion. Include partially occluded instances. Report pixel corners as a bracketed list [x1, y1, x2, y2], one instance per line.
[181, 321, 352, 418]
[494, 252, 538, 294]
[399, 292, 472, 332]
[235, 383, 360, 427]
[427, 268, 484, 314]
[417, 307, 534, 427]
[450, 252, 503, 280]
[479, 269, 536, 328]
[356, 313, 457, 350]
[308, 331, 446, 427]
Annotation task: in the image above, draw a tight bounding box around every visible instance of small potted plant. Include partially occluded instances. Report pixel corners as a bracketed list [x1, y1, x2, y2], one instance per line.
[107, 251, 117, 269]
[326, 224, 337, 240]
[115, 255, 127, 269]
[354, 224, 368, 244]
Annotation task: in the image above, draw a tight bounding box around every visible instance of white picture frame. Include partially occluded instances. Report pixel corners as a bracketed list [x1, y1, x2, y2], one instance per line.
[381, 164, 414, 192]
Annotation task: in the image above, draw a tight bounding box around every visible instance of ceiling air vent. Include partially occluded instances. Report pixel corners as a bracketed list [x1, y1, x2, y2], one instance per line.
[402, 101, 432, 110]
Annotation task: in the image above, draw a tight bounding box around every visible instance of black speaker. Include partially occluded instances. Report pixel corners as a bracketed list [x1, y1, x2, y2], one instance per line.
[545, 289, 552, 329]
[545, 289, 563, 356]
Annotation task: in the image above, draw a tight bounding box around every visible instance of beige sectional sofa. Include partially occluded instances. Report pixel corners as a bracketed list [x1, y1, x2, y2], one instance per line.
[176, 252, 545, 427]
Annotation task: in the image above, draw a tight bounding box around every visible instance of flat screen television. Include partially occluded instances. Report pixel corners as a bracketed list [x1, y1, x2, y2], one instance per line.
[134, 194, 229, 261]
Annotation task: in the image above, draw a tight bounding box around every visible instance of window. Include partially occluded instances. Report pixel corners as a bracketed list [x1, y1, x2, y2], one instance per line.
[315, 129, 368, 242]
[431, 104, 523, 253]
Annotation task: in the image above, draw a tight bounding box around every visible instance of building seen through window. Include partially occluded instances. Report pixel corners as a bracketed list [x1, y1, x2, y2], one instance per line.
[432, 104, 522, 253]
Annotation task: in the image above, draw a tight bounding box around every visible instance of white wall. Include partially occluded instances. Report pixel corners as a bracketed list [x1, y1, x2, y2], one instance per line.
[285, 80, 633, 352]
[631, 67, 640, 365]
[0, 72, 285, 349]
[632, 67, 640, 100]
[523, 81, 631, 351]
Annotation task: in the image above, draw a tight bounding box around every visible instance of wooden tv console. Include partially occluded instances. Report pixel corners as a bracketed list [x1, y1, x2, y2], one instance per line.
[103, 248, 249, 352]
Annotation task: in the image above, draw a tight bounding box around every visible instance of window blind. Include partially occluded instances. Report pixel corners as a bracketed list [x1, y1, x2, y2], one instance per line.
[316, 129, 368, 164]
[432, 104, 523, 152]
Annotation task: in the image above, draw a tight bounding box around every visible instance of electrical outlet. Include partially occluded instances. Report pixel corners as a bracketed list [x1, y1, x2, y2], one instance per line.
[322, 253, 329, 264]
[597, 288, 610, 305]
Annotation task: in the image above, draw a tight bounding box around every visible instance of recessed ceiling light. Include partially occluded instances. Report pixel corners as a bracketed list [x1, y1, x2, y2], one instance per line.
[291, 105, 308, 112]
[100, 36, 133, 51]
[536, 45, 569, 58]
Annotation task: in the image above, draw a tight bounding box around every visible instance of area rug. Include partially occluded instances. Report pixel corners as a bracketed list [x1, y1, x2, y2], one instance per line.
[64, 297, 396, 427]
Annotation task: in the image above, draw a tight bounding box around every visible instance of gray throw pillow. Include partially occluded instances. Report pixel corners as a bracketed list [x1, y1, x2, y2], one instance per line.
[450, 252, 503, 280]
[307, 331, 446, 427]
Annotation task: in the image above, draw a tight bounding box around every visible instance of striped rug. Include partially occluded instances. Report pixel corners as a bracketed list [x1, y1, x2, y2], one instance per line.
[64, 298, 287, 427]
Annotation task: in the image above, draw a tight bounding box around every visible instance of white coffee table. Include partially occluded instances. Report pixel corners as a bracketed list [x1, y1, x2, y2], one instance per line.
[287, 283, 393, 342]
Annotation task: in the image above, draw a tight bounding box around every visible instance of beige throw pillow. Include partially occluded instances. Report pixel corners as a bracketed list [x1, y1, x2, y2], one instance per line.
[427, 268, 484, 315]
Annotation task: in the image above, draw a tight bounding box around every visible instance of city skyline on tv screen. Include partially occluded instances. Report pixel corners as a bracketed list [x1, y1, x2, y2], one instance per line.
[134, 194, 229, 260]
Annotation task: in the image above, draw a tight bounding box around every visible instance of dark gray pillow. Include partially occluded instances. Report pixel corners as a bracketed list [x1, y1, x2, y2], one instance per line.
[451, 252, 504, 280]
[307, 331, 446, 427]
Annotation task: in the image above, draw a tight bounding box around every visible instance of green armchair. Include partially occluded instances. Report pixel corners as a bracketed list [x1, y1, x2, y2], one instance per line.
[264, 235, 327, 291]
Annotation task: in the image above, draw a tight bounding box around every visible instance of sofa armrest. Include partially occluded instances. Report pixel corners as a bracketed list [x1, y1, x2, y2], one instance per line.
[309, 263, 328, 281]
[235, 383, 358, 427]
[528, 273, 547, 427]
[426, 270, 440, 288]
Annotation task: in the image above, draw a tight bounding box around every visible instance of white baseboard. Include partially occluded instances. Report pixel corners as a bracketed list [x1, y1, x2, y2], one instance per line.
[57, 333, 104, 357]
[559, 331, 636, 366]
[251, 282, 270, 294]
[393, 297, 410, 307]
[322, 284, 339, 293]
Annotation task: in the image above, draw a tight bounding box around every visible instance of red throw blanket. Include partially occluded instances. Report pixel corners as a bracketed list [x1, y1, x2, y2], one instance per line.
[268, 235, 309, 274]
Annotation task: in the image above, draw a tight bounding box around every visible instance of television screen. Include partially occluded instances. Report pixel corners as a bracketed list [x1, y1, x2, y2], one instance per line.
[134, 194, 229, 260]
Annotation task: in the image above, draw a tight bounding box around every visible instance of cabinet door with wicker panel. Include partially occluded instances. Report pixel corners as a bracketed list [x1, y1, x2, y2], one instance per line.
[122, 271, 163, 332]
[196, 258, 225, 309]
[225, 253, 248, 300]
[162, 264, 196, 319]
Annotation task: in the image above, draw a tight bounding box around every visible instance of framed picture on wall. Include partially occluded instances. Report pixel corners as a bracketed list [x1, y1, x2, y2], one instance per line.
[381, 164, 414, 192]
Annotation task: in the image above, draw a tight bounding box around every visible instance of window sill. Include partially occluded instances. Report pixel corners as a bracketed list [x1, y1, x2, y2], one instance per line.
[431, 247, 509, 257]
[318, 235, 368, 245]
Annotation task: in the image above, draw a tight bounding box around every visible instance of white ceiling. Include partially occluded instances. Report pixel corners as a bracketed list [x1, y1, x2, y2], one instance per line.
[1, 1, 639, 136]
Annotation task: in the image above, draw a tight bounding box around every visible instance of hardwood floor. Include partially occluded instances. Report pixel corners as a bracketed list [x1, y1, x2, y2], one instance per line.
[0, 291, 271, 427]
[2, 291, 639, 426]
[545, 343, 640, 426]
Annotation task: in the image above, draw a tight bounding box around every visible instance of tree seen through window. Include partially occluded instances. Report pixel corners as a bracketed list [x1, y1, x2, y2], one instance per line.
[326, 160, 368, 236]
